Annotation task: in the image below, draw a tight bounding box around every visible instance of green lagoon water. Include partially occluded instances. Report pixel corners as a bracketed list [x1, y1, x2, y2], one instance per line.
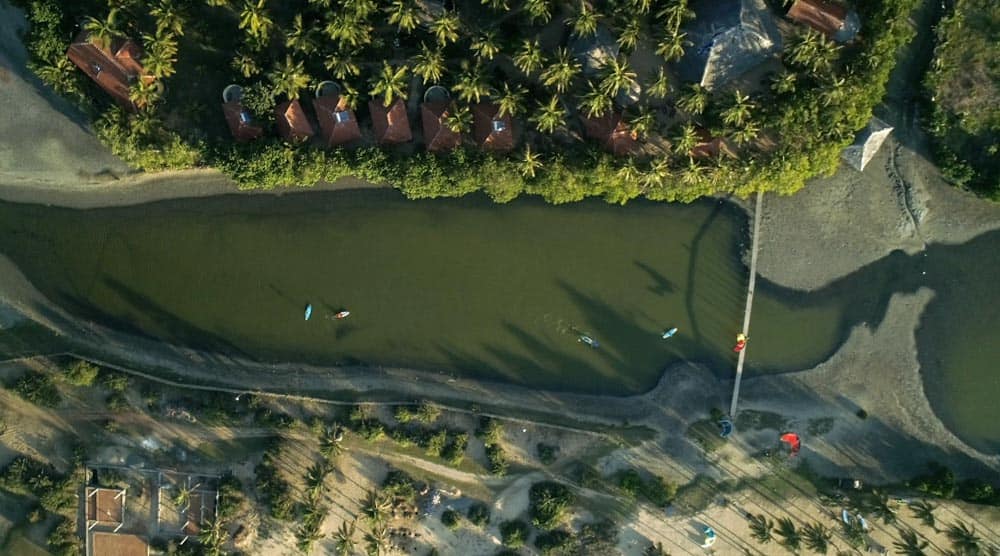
[0, 189, 996, 451]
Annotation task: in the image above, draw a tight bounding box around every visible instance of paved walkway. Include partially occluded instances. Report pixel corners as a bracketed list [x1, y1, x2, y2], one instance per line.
[729, 190, 763, 418]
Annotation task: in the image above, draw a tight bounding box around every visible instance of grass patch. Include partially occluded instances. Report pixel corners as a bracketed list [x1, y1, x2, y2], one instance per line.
[735, 410, 788, 431]
[192, 436, 276, 463]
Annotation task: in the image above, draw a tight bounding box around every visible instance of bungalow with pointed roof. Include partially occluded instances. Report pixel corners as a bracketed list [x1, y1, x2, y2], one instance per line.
[221, 85, 263, 142]
[472, 103, 514, 152]
[581, 112, 638, 157]
[786, 0, 860, 43]
[275, 99, 314, 143]
[421, 101, 462, 152]
[313, 89, 361, 147]
[690, 128, 736, 159]
[675, 0, 782, 91]
[369, 98, 412, 145]
[66, 32, 152, 110]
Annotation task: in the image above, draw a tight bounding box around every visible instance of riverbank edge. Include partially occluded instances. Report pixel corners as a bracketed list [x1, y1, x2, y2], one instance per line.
[1, 247, 997, 482]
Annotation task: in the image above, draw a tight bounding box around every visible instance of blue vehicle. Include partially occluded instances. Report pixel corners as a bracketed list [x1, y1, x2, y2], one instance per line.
[304, 304, 313, 321]
[662, 327, 678, 339]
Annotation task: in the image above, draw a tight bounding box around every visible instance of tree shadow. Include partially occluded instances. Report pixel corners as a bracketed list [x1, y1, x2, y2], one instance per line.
[633, 260, 676, 295]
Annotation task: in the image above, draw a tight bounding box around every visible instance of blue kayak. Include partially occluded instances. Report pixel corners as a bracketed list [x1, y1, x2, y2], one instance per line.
[662, 327, 678, 339]
[304, 304, 313, 321]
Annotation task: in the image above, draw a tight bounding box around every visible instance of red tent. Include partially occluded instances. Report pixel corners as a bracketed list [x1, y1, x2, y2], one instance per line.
[780, 432, 801, 455]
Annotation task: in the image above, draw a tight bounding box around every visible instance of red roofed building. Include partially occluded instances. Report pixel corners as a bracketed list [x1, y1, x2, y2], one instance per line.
[786, 0, 860, 42]
[421, 101, 462, 152]
[690, 128, 736, 159]
[472, 103, 514, 152]
[581, 112, 638, 157]
[369, 98, 412, 145]
[222, 100, 263, 142]
[275, 99, 314, 142]
[313, 95, 361, 147]
[66, 32, 152, 110]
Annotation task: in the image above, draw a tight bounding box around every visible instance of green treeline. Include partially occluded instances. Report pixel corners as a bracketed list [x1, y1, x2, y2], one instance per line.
[16, 0, 919, 203]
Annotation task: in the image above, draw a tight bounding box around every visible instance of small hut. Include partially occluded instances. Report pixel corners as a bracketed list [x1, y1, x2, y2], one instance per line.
[472, 103, 514, 152]
[842, 118, 893, 171]
[581, 112, 638, 157]
[786, 0, 860, 43]
[275, 99, 314, 143]
[66, 32, 152, 110]
[369, 97, 412, 145]
[221, 85, 263, 142]
[313, 82, 361, 147]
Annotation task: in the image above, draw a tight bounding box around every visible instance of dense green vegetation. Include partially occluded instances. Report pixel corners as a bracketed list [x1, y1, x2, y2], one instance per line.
[0, 454, 84, 556]
[8, 370, 61, 407]
[924, 0, 999, 197]
[15, 0, 918, 203]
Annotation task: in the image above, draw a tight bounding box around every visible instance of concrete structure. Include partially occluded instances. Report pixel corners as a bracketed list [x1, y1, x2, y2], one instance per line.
[86, 487, 126, 532]
[842, 117, 893, 171]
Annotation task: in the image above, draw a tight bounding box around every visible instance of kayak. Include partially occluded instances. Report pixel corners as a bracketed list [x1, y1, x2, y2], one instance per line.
[335, 311, 350, 319]
[304, 304, 313, 321]
[662, 327, 678, 339]
[579, 335, 599, 348]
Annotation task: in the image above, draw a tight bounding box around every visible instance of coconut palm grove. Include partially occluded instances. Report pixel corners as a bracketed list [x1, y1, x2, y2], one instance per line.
[20, 0, 916, 201]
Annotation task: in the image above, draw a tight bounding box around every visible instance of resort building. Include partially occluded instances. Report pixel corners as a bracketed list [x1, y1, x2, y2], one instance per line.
[581, 112, 638, 157]
[313, 88, 362, 147]
[421, 101, 462, 152]
[86, 486, 127, 532]
[472, 103, 514, 152]
[786, 0, 861, 43]
[369, 98, 412, 145]
[274, 99, 315, 143]
[221, 85, 263, 142]
[675, 0, 782, 91]
[66, 32, 152, 110]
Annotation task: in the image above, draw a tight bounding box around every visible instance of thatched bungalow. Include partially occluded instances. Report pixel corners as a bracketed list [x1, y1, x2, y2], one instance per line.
[472, 103, 514, 152]
[369, 98, 412, 145]
[275, 99, 314, 143]
[66, 32, 151, 109]
[581, 112, 638, 157]
[421, 101, 461, 152]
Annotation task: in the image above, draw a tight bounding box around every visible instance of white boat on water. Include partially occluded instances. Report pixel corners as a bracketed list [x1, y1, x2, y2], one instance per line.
[662, 327, 678, 339]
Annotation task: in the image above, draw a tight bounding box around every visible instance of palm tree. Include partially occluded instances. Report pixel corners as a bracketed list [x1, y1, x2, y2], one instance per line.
[802, 522, 832, 554]
[531, 95, 565, 134]
[578, 82, 613, 118]
[305, 462, 328, 502]
[657, 1, 694, 32]
[513, 39, 546, 76]
[173, 485, 192, 509]
[677, 83, 708, 115]
[679, 158, 707, 188]
[646, 67, 671, 100]
[787, 28, 840, 75]
[325, 50, 361, 80]
[83, 9, 121, 51]
[411, 43, 445, 83]
[868, 491, 897, 525]
[893, 529, 929, 556]
[672, 123, 700, 157]
[629, 107, 655, 139]
[452, 61, 489, 104]
[640, 159, 670, 191]
[233, 49, 261, 78]
[239, 0, 274, 42]
[369, 62, 409, 107]
[339, 84, 362, 110]
[496, 83, 527, 118]
[325, 13, 373, 49]
[567, 1, 600, 38]
[444, 104, 472, 133]
[269, 56, 310, 100]
[520, 145, 543, 178]
[319, 425, 345, 461]
[129, 80, 162, 110]
[471, 30, 502, 61]
[429, 11, 461, 46]
[842, 519, 866, 549]
[365, 523, 390, 556]
[721, 89, 754, 128]
[150, 0, 185, 36]
[616, 16, 642, 52]
[771, 69, 797, 95]
[287, 14, 316, 54]
[748, 513, 774, 544]
[540, 48, 581, 94]
[524, 0, 552, 23]
[482, 0, 509, 11]
[361, 489, 391, 525]
[198, 518, 225, 556]
[343, 0, 377, 18]
[599, 56, 638, 96]
[143, 32, 179, 79]
[776, 517, 801, 551]
[629, 0, 653, 15]
[386, 0, 419, 33]
[334, 519, 358, 556]
[731, 119, 760, 146]
[909, 500, 937, 530]
[945, 522, 981, 555]
[35, 57, 80, 95]
[655, 30, 689, 62]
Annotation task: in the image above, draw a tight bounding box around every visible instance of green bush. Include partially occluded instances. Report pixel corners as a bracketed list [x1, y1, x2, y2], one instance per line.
[486, 444, 509, 476]
[641, 476, 678, 507]
[619, 469, 642, 498]
[416, 400, 442, 423]
[467, 502, 490, 527]
[11, 370, 61, 407]
[441, 509, 461, 529]
[106, 391, 130, 412]
[534, 529, 575, 555]
[536, 443, 558, 465]
[63, 360, 99, 387]
[425, 430, 448, 457]
[499, 519, 530, 549]
[908, 462, 956, 499]
[101, 372, 129, 393]
[529, 481, 575, 529]
[254, 448, 294, 520]
[441, 432, 469, 466]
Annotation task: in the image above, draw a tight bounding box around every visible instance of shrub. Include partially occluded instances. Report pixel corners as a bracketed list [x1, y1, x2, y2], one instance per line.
[11, 370, 61, 407]
[641, 476, 678, 507]
[536, 443, 558, 465]
[486, 444, 509, 476]
[477, 418, 504, 446]
[254, 449, 294, 520]
[442, 433, 469, 466]
[102, 372, 129, 394]
[394, 405, 416, 424]
[441, 509, 461, 529]
[500, 520, 530, 548]
[416, 400, 441, 423]
[63, 360, 99, 386]
[467, 502, 490, 527]
[529, 481, 574, 529]
[425, 430, 448, 457]
[619, 469, 642, 498]
[909, 462, 957, 499]
[106, 391, 130, 412]
[535, 529, 575, 555]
